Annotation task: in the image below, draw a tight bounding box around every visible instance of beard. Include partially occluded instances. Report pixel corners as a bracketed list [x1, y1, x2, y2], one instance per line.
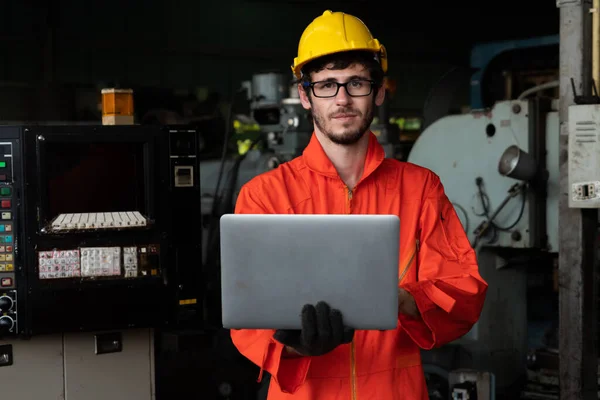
[311, 102, 376, 146]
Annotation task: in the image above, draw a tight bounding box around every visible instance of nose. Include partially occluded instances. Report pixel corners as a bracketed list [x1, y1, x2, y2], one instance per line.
[334, 85, 352, 106]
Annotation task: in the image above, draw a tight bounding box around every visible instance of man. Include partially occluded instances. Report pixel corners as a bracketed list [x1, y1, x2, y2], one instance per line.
[231, 10, 488, 400]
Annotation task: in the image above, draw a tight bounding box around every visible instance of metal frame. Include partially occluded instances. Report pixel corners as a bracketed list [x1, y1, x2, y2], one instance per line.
[557, 0, 598, 399]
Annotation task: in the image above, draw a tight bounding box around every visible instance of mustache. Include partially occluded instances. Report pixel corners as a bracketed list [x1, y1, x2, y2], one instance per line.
[329, 109, 361, 118]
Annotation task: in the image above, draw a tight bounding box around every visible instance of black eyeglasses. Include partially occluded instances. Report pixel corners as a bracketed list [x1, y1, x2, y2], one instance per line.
[303, 79, 376, 98]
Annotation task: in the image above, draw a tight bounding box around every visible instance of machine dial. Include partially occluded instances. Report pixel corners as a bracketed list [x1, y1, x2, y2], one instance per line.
[0, 315, 14, 333]
[0, 295, 12, 312]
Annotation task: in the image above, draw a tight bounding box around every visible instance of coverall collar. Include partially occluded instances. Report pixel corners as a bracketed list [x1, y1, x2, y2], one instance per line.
[302, 131, 385, 184]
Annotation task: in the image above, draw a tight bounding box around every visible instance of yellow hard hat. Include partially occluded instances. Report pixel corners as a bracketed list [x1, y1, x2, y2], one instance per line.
[291, 10, 387, 79]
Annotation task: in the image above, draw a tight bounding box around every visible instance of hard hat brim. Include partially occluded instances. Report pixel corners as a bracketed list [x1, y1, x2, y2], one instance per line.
[291, 46, 388, 79]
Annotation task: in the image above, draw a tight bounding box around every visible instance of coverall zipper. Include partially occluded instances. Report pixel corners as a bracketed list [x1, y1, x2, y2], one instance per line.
[346, 185, 358, 400]
[346, 186, 354, 213]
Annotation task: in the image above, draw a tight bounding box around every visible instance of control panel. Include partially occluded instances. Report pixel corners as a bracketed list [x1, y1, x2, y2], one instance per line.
[37, 245, 160, 280]
[0, 124, 178, 336]
[0, 141, 17, 336]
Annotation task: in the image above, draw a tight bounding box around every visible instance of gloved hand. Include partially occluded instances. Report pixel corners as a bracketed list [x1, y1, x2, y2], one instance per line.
[273, 301, 355, 356]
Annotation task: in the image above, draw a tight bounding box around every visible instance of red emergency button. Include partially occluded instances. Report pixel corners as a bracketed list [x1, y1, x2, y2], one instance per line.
[1, 200, 10, 208]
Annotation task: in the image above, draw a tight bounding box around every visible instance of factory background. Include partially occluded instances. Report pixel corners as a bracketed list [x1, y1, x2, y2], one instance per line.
[1, 1, 593, 400]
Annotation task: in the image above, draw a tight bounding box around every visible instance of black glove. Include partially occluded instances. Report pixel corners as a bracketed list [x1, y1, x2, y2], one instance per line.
[273, 301, 355, 356]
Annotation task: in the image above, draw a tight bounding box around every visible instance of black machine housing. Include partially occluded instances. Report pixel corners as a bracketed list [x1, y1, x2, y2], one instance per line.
[0, 124, 203, 338]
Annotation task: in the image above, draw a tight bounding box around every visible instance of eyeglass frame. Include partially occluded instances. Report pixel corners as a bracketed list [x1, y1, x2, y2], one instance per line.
[302, 79, 378, 98]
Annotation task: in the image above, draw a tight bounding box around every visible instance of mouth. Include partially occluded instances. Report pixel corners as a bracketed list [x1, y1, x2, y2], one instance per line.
[332, 114, 357, 121]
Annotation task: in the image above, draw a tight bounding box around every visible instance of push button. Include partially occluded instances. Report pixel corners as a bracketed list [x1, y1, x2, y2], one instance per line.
[0, 188, 10, 196]
[1, 200, 10, 208]
[1, 212, 10, 220]
[0, 162, 6, 168]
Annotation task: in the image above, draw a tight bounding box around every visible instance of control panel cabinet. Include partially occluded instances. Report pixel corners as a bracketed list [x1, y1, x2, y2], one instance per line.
[0, 125, 173, 338]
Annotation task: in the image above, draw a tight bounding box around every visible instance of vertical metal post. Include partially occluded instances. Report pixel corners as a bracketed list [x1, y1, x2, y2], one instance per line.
[593, 0, 600, 85]
[557, 1, 598, 399]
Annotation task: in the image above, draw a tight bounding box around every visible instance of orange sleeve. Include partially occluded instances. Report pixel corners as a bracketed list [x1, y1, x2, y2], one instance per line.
[399, 174, 488, 349]
[229, 184, 311, 394]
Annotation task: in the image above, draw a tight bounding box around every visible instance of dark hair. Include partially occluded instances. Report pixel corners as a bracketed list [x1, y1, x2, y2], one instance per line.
[299, 50, 385, 95]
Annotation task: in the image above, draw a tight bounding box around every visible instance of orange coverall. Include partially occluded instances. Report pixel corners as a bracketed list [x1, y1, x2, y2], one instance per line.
[231, 132, 488, 400]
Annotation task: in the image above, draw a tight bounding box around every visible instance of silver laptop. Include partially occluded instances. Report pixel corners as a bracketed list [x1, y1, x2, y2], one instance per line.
[219, 213, 400, 330]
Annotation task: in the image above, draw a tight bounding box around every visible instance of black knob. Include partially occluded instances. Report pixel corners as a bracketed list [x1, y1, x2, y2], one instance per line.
[0, 315, 13, 333]
[0, 295, 12, 311]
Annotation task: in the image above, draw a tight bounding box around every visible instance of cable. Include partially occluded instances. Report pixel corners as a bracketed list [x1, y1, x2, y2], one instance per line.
[493, 190, 526, 231]
[473, 177, 526, 245]
[517, 80, 559, 100]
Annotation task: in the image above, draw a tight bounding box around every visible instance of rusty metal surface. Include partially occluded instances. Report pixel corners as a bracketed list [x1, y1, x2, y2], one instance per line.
[557, 1, 599, 399]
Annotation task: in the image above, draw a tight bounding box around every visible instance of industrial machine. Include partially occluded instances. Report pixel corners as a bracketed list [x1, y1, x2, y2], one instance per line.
[408, 96, 559, 398]
[199, 72, 313, 316]
[200, 72, 312, 219]
[407, 33, 571, 399]
[0, 124, 204, 400]
[413, 80, 600, 400]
